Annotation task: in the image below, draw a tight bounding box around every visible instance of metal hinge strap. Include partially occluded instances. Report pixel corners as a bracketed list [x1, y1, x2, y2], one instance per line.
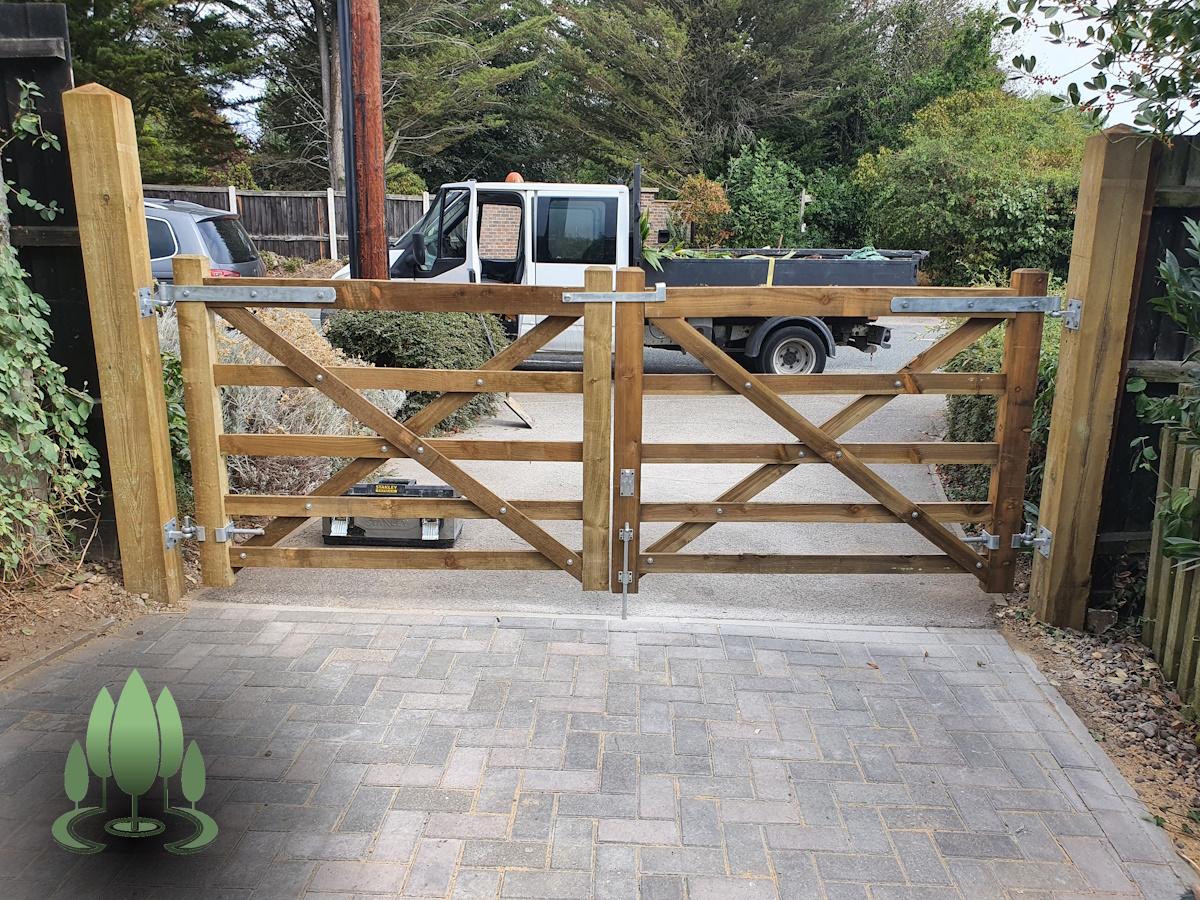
[961, 528, 1001, 551]
[139, 284, 337, 317]
[563, 283, 666, 304]
[891, 295, 1062, 315]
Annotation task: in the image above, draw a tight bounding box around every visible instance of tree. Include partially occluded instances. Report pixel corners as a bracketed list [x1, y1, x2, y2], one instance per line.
[156, 688, 185, 812]
[64, 741, 89, 809]
[63, 0, 260, 183]
[854, 89, 1090, 283]
[254, 0, 545, 190]
[1004, 0, 1200, 138]
[180, 741, 207, 809]
[85, 687, 115, 810]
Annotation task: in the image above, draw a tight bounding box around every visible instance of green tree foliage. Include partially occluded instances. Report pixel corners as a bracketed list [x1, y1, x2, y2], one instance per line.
[64, 741, 89, 808]
[181, 741, 207, 808]
[1005, 0, 1200, 138]
[63, 0, 259, 183]
[109, 670, 160, 829]
[854, 90, 1089, 283]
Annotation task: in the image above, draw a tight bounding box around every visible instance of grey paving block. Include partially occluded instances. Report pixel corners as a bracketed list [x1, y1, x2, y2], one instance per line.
[639, 875, 685, 900]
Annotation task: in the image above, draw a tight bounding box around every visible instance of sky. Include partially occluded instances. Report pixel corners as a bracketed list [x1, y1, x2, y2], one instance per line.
[1004, 10, 1140, 126]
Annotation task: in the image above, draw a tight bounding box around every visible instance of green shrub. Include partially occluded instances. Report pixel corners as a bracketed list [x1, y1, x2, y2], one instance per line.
[325, 311, 509, 433]
[941, 316, 1062, 504]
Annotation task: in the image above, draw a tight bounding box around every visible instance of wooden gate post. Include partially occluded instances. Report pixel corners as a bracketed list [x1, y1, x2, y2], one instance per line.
[174, 256, 236, 587]
[63, 84, 184, 603]
[612, 267, 646, 594]
[581, 267, 613, 591]
[1030, 127, 1157, 629]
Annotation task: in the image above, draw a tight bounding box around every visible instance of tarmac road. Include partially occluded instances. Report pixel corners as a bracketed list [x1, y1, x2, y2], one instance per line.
[204, 317, 997, 626]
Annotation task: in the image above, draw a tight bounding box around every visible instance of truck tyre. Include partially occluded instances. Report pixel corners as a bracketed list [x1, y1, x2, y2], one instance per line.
[758, 325, 827, 375]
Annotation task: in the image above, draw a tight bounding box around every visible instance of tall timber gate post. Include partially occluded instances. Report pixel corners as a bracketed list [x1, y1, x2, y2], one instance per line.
[63, 84, 184, 603]
[1031, 128, 1158, 629]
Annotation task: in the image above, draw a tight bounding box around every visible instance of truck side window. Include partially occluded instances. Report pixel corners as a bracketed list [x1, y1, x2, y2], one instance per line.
[440, 189, 470, 259]
[536, 198, 616, 264]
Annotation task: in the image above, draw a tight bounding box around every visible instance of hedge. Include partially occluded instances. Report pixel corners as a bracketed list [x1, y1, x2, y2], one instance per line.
[324, 311, 510, 433]
[941, 316, 1062, 505]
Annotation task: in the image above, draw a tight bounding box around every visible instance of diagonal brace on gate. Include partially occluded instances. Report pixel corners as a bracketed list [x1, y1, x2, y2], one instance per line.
[645, 317, 1000, 556]
[242, 314, 581, 551]
[653, 317, 987, 577]
[221, 308, 583, 581]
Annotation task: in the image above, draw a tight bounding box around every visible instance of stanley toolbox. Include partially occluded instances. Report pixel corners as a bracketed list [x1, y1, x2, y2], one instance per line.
[321, 478, 464, 548]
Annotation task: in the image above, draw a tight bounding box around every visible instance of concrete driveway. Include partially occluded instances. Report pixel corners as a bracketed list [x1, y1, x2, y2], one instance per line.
[0, 605, 1188, 898]
[206, 318, 994, 626]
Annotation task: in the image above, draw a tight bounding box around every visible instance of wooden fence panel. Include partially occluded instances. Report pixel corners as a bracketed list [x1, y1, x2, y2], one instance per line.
[143, 185, 423, 260]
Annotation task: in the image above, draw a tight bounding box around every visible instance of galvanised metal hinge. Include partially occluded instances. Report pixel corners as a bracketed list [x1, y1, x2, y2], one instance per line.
[961, 528, 1001, 551]
[163, 517, 265, 550]
[1012, 524, 1053, 558]
[892, 295, 1062, 315]
[138, 284, 337, 318]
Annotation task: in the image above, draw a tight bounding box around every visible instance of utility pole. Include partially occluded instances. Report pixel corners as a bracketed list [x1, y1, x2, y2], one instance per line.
[337, 0, 387, 279]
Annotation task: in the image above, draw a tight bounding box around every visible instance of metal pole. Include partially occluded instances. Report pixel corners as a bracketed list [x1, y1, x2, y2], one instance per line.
[336, 0, 359, 277]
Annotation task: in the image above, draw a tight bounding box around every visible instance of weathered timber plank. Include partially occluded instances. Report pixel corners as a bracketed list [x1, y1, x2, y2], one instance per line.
[639, 502, 992, 524]
[225, 495, 582, 519]
[638, 554, 964, 575]
[581, 268, 614, 591]
[643, 372, 1005, 396]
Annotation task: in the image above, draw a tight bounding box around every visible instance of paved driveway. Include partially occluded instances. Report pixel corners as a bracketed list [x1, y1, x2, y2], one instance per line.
[0, 604, 1189, 898]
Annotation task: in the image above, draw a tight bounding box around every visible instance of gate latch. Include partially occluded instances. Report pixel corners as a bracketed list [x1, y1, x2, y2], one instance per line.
[961, 528, 1000, 551]
[1012, 523, 1052, 558]
[164, 516, 204, 550]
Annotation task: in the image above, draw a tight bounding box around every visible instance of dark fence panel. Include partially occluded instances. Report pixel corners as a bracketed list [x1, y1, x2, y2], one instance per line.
[1091, 137, 1200, 601]
[143, 186, 425, 261]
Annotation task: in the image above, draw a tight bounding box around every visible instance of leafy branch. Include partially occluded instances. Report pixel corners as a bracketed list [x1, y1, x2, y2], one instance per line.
[1, 80, 62, 221]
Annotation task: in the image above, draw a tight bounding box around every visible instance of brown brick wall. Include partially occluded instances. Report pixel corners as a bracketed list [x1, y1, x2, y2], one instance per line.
[479, 203, 521, 259]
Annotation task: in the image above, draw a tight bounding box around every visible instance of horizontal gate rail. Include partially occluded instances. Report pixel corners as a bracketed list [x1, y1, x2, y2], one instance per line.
[637, 554, 967, 575]
[237, 548, 562, 570]
[220, 435, 583, 462]
[643, 373, 1004, 395]
[640, 443, 998, 465]
[225, 495, 582, 520]
[639, 502, 992, 523]
[214, 366, 584, 393]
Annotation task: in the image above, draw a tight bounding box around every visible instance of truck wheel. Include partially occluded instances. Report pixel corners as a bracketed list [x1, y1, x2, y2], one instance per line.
[759, 325, 827, 375]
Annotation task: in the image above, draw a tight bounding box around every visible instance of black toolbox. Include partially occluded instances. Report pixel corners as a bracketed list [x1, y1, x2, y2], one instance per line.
[321, 478, 464, 548]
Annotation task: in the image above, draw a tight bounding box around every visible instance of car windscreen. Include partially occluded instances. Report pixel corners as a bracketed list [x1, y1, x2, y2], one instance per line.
[197, 216, 258, 264]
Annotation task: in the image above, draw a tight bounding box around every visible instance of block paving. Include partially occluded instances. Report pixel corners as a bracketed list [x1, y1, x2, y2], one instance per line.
[0, 603, 1190, 898]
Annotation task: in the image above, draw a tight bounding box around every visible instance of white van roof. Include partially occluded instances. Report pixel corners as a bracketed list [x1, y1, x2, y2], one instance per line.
[444, 181, 628, 196]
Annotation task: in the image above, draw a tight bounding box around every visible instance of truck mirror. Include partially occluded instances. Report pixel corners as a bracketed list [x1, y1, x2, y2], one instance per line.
[411, 232, 427, 268]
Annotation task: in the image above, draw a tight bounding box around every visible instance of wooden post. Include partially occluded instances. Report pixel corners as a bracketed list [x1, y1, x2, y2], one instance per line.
[174, 256, 236, 587]
[612, 267, 645, 593]
[985, 269, 1048, 592]
[1030, 128, 1157, 628]
[63, 84, 184, 604]
[348, 0, 387, 279]
[581, 267, 613, 591]
[227, 184, 237, 213]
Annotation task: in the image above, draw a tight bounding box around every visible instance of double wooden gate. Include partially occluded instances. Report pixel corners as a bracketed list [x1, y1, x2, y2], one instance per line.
[171, 258, 1049, 600]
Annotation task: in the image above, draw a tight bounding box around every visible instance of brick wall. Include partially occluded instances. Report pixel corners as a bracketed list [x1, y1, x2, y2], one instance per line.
[640, 189, 678, 247]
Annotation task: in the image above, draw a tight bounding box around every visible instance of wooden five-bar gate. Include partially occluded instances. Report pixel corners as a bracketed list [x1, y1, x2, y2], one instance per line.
[64, 84, 1053, 608]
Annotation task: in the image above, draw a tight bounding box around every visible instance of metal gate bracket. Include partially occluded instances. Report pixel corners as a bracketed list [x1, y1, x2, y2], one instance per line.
[159, 284, 337, 306]
[961, 528, 1000, 551]
[213, 522, 267, 543]
[1012, 524, 1053, 558]
[619, 469, 635, 497]
[164, 516, 204, 550]
[563, 283, 666, 304]
[891, 295, 1061, 315]
[1047, 298, 1082, 330]
[138, 286, 161, 318]
[617, 524, 634, 620]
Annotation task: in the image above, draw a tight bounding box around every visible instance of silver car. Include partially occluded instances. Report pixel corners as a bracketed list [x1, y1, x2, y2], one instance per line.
[144, 199, 265, 283]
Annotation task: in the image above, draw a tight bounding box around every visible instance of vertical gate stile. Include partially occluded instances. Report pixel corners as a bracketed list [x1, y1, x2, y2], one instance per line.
[985, 269, 1049, 592]
[612, 268, 646, 594]
[581, 267, 614, 591]
[173, 256, 236, 587]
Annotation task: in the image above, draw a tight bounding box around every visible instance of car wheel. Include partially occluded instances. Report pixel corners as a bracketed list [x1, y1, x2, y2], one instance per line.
[758, 325, 827, 375]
